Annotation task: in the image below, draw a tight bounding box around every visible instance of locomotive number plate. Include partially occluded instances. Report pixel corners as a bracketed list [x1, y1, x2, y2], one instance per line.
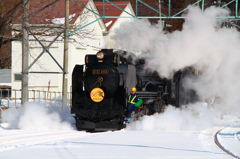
[92, 69, 109, 74]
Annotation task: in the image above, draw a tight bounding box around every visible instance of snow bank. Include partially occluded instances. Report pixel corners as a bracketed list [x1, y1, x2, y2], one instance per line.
[2, 102, 74, 130]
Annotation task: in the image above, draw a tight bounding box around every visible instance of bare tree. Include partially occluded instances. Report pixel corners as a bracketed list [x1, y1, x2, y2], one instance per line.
[0, 0, 96, 69]
[0, 0, 23, 68]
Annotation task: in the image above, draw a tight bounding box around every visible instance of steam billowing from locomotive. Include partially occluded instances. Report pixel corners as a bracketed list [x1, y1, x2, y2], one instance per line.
[112, 6, 240, 129]
[71, 47, 198, 131]
[71, 6, 240, 132]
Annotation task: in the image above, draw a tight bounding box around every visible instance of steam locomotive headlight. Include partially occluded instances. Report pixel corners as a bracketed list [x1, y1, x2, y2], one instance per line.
[96, 52, 104, 59]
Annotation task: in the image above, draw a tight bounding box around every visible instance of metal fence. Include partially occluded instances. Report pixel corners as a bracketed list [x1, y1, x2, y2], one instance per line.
[0, 88, 72, 123]
[0, 88, 72, 108]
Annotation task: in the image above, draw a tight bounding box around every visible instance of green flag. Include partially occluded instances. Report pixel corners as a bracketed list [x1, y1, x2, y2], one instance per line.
[134, 98, 143, 107]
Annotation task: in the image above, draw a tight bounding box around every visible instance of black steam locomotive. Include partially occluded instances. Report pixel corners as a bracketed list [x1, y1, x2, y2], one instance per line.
[71, 49, 197, 131]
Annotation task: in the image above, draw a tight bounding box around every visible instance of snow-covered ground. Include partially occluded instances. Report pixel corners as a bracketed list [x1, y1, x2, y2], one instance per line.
[0, 117, 239, 159]
[0, 102, 239, 158]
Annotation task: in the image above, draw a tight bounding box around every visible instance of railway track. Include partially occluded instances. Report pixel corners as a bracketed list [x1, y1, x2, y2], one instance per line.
[214, 128, 240, 159]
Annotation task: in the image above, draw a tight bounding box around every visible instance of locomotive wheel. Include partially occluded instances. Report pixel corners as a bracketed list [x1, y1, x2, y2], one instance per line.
[142, 106, 150, 115]
[134, 107, 150, 120]
[133, 110, 144, 121]
[154, 100, 165, 113]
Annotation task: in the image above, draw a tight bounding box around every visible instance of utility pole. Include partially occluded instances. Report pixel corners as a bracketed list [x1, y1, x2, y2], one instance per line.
[159, 0, 161, 20]
[22, 0, 29, 105]
[63, 0, 69, 102]
[158, 0, 164, 27]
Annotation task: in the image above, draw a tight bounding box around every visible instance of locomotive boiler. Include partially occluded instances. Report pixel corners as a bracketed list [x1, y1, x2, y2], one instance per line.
[71, 49, 197, 131]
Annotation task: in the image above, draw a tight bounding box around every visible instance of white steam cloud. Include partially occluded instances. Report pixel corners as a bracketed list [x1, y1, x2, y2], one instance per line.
[127, 103, 215, 131]
[3, 103, 74, 130]
[113, 6, 240, 130]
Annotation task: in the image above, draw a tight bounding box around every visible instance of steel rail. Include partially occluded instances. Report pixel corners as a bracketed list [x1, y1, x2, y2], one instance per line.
[214, 128, 240, 159]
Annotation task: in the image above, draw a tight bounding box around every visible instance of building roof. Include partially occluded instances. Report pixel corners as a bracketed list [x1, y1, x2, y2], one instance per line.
[14, 0, 132, 30]
[14, 0, 88, 24]
[0, 69, 11, 84]
[95, 1, 130, 30]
